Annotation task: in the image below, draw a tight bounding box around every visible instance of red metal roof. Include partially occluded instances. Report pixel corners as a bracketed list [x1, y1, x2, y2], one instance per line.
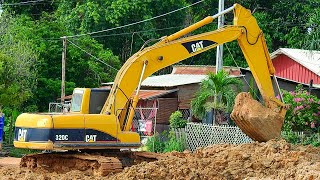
[172, 65, 241, 76]
[133, 89, 178, 100]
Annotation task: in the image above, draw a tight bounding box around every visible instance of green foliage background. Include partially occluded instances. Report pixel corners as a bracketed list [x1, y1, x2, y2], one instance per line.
[0, 0, 319, 113]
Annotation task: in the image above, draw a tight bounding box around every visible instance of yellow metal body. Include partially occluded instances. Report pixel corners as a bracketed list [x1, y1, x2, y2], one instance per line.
[14, 4, 286, 150]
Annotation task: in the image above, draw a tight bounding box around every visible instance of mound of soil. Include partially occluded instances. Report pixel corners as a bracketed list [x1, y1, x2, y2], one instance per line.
[110, 139, 320, 180]
[0, 140, 319, 179]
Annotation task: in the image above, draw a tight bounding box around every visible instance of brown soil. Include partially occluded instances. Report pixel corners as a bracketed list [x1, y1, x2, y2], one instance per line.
[231, 92, 284, 142]
[0, 140, 319, 179]
[0, 157, 20, 167]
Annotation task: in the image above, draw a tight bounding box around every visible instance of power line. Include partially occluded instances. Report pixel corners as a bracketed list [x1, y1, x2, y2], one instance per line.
[66, 0, 205, 38]
[66, 39, 119, 72]
[43, 26, 184, 41]
[90, 25, 184, 38]
[1, 0, 49, 6]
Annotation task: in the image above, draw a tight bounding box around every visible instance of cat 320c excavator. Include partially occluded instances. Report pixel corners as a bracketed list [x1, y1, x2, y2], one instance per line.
[14, 4, 287, 175]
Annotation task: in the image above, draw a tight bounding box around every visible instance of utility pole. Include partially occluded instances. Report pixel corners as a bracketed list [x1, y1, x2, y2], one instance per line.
[215, 0, 224, 74]
[213, 0, 224, 125]
[61, 36, 67, 104]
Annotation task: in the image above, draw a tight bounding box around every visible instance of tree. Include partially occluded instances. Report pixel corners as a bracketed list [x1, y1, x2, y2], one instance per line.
[191, 70, 242, 122]
[0, 13, 37, 110]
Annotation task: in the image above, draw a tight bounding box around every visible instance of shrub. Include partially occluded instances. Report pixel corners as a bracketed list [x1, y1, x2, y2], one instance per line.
[169, 111, 187, 129]
[145, 132, 166, 153]
[282, 84, 320, 133]
[163, 131, 185, 152]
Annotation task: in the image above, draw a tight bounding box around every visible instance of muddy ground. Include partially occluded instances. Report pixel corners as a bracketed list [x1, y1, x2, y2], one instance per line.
[0, 139, 319, 180]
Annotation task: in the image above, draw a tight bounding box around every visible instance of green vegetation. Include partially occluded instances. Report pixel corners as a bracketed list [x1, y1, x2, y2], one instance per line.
[146, 111, 187, 153]
[145, 132, 166, 153]
[282, 85, 320, 132]
[191, 70, 242, 121]
[281, 85, 320, 146]
[9, 148, 40, 158]
[169, 111, 187, 129]
[0, 0, 320, 148]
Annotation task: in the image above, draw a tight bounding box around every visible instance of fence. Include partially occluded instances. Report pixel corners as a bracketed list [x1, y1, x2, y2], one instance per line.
[48, 102, 70, 113]
[176, 123, 320, 152]
[132, 107, 158, 142]
[183, 123, 253, 151]
[179, 109, 192, 121]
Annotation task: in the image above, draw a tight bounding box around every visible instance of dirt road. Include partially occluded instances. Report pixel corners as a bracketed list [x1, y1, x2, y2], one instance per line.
[0, 157, 20, 167]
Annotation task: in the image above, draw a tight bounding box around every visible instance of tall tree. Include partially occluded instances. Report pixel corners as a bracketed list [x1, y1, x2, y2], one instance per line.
[0, 13, 37, 110]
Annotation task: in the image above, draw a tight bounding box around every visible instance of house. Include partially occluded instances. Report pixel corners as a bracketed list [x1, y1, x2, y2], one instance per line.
[140, 65, 242, 123]
[100, 65, 242, 131]
[271, 48, 320, 85]
[240, 68, 320, 98]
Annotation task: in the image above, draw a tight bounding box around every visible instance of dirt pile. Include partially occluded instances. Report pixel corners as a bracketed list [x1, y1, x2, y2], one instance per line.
[110, 139, 320, 180]
[0, 140, 320, 179]
[231, 92, 284, 142]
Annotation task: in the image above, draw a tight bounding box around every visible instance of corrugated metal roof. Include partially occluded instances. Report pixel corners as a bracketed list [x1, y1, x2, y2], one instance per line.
[271, 48, 320, 76]
[172, 65, 241, 76]
[141, 74, 207, 87]
[134, 89, 178, 100]
[141, 74, 242, 87]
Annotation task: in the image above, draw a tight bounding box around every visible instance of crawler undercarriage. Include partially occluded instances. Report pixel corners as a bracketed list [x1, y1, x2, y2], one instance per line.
[20, 150, 166, 176]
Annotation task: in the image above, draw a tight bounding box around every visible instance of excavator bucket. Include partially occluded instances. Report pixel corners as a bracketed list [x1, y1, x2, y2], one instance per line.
[230, 92, 284, 142]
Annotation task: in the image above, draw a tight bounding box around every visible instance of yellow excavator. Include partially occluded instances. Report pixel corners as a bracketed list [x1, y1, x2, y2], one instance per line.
[14, 4, 286, 175]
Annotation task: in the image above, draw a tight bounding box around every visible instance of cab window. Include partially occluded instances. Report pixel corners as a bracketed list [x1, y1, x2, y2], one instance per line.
[71, 90, 84, 112]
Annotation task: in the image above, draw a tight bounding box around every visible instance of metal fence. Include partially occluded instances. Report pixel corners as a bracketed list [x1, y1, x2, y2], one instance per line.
[184, 123, 253, 151]
[179, 109, 192, 121]
[132, 107, 158, 142]
[49, 102, 70, 113]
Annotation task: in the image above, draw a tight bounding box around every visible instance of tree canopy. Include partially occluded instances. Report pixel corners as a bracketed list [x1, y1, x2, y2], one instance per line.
[0, 0, 319, 112]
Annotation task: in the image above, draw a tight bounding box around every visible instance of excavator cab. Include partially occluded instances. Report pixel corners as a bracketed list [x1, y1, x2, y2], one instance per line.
[69, 88, 110, 114]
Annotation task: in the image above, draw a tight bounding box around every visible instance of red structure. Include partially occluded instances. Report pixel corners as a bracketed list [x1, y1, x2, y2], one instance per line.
[271, 48, 320, 84]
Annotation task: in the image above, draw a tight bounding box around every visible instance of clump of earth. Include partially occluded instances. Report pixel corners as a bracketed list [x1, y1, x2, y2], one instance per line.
[111, 139, 320, 180]
[1, 139, 320, 179]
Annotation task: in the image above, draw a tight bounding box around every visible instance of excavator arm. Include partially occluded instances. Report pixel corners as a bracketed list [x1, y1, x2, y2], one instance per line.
[101, 4, 286, 141]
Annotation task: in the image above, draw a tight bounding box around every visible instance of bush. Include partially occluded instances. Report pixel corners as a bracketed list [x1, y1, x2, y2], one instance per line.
[145, 132, 166, 153]
[282, 84, 320, 133]
[163, 131, 185, 152]
[169, 111, 187, 129]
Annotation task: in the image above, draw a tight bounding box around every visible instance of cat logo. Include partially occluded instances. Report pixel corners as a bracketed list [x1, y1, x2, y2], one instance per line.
[86, 135, 97, 142]
[18, 129, 27, 142]
[181, 40, 216, 54]
[191, 41, 204, 53]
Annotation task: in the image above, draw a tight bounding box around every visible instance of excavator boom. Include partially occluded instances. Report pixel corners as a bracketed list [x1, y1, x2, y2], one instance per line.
[101, 4, 286, 140]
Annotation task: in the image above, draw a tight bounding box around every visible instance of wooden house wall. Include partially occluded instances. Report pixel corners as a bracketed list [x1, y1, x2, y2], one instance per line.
[157, 98, 178, 124]
[177, 83, 200, 109]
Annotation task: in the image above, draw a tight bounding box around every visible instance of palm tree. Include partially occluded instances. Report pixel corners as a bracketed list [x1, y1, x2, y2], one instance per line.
[191, 70, 242, 124]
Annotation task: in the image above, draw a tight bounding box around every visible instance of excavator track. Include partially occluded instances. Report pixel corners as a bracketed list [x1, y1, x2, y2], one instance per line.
[20, 150, 167, 176]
